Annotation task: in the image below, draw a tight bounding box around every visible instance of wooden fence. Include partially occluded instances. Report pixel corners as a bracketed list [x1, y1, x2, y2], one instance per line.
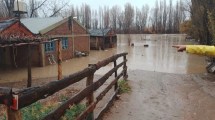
[0, 52, 128, 120]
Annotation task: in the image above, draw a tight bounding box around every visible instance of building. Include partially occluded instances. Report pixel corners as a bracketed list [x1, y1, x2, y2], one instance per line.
[0, 18, 36, 68]
[21, 17, 90, 66]
[88, 29, 117, 50]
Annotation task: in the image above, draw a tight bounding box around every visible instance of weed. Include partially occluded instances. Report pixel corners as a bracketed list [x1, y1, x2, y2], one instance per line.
[61, 104, 86, 120]
[118, 80, 131, 94]
[60, 95, 69, 102]
[21, 102, 56, 120]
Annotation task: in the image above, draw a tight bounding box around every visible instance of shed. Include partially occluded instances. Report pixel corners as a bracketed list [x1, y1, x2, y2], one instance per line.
[0, 18, 38, 68]
[88, 29, 117, 50]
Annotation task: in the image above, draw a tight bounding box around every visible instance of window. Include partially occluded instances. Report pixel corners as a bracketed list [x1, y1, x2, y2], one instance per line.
[62, 38, 69, 49]
[45, 41, 55, 52]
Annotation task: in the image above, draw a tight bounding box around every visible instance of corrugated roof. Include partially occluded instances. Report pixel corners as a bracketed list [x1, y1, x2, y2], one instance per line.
[20, 17, 63, 34]
[0, 18, 18, 32]
[88, 29, 110, 36]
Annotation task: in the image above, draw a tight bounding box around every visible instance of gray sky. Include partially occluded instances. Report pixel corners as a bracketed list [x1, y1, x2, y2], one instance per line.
[69, 0, 178, 10]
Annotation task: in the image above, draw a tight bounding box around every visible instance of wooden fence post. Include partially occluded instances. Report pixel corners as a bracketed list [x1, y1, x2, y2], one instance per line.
[86, 64, 95, 120]
[27, 44, 32, 87]
[7, 109, 22, 120]
[57, 39, 62, 80]
[114, 60, 118, 90]
[123, 55, 128, 80]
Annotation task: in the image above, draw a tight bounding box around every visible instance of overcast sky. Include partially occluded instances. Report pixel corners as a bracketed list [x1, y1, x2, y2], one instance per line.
[69, 0, 178, 10]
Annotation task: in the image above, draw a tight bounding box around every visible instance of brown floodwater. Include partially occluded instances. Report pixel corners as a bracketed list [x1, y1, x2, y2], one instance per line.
[0, 34, 207, 83]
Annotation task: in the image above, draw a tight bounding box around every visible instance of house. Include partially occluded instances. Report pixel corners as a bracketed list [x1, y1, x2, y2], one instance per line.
[21, 17, 90, 66]
[88, 29, 117, 50]
[0, 18, 37, 68]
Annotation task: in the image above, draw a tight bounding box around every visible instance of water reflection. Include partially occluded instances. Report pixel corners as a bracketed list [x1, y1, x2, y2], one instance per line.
[0, 34, 207, 83]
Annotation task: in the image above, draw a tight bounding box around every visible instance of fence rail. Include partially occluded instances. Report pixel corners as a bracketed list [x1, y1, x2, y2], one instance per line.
[0, 52, 128, 120]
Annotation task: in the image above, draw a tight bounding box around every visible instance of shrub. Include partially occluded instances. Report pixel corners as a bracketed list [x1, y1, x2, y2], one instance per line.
[118, 80, 131, 94]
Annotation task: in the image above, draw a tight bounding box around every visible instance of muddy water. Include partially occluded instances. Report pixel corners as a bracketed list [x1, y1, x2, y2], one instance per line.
[0, 34, 207, 83]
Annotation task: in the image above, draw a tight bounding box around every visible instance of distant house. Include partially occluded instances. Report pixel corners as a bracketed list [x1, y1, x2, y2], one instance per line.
[0, 18, 37, 68]
[88, 29, 117, 50]
[21, 17, 90, 66]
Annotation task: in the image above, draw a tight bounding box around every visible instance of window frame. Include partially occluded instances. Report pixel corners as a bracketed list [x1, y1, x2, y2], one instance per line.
[45, 41, 56, 52]
[62, 37, 69, 50]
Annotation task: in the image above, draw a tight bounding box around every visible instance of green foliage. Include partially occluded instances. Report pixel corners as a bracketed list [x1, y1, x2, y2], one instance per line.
[4, 114, 6, 120]
[118, 80, 131, 94]
[21, 102, 56, 120]
[0, 114, 6, 120]
[62, 104, 86, 120]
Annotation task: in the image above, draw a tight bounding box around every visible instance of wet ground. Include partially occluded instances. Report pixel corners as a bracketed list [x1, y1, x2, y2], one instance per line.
[1, 34, 214, 120]
[103, 70, 215, 120]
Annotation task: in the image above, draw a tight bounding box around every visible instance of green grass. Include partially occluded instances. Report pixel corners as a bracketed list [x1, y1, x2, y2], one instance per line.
[2, 94, 86, 120]
[118, 80, 131, 94]
[20, 101, 86, 120]
[21, 102, 56, 120]
[0, 114, 6, 120]
[61, 104, 86, 120]
[60, 95, 69, 102]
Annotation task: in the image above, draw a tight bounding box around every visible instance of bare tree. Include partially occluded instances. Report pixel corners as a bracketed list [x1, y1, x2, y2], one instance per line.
[117, 11, 124, 33]
[135, 5, 149, 33]
[60, 5, 75, 18]
[124, 3, 134, 33]
[91, 10, 98, 29]
[99, 7, 103, 28]
[103, 6, 110, 28]
[75, 6, 80, 20]
[135, 7, 141, 33]
[162, 0, 167, 33]
[29, 0, 48, 17]
[167, 0, 173, 33]
[0, 0, 7, 17]
[141, 5, 149, 32]
[49, 1, 69, 17]
[3, 0, 15, 17]
[110, 5, 120, 31]
[151, 0, 159, 33]
[84, 4, 91, 29]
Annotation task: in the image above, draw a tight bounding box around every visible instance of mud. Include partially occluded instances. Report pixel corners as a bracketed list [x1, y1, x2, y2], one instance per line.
[103, 70, 215, 120]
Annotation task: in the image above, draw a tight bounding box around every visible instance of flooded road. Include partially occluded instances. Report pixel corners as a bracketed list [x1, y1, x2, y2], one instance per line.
[0, 34, 207, 83]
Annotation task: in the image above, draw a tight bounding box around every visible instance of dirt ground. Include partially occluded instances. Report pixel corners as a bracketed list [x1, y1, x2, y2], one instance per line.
[103, 70, 215, 120]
